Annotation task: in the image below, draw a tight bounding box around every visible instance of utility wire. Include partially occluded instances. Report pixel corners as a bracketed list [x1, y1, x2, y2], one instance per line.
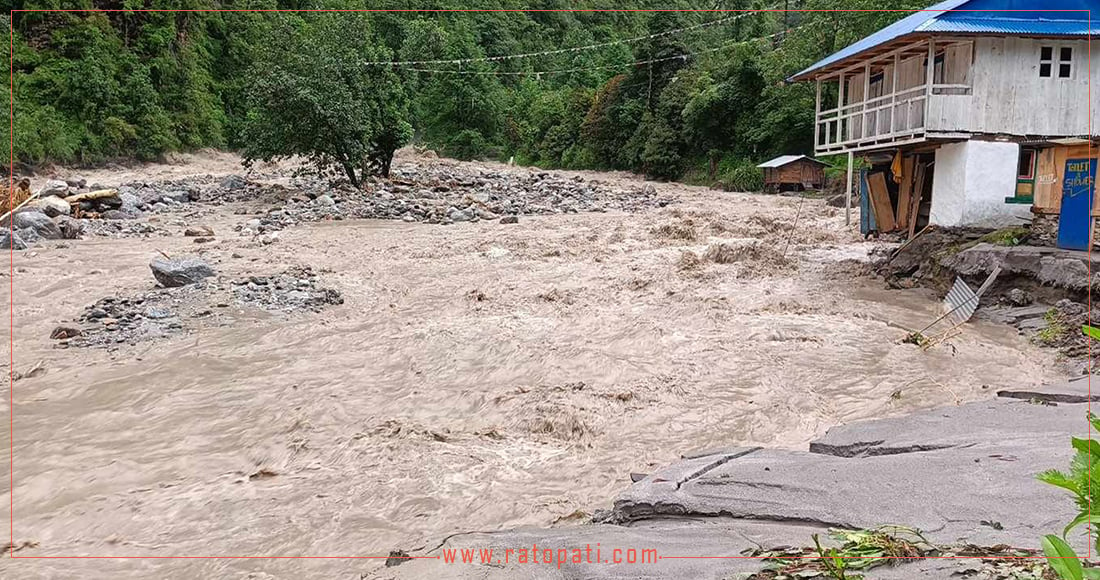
[363, 5, 780, 66]
[400, 28, 795, 76]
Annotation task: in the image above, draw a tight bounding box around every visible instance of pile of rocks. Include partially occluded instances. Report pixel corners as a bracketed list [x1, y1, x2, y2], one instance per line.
[2, 177, 168, 248]
[17, 159, 673, 247]
[52, 292, 192, 348]
[230, 163, 673, 234]
[1, 207, 83, 249]
[231, 266, 344, 313]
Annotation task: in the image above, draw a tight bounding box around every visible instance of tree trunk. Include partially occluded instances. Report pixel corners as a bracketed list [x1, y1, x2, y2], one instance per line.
[341, 162, 359, 188]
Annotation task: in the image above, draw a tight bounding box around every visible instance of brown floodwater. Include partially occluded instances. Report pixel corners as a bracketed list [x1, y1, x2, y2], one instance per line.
[0, 155, 1066, 578]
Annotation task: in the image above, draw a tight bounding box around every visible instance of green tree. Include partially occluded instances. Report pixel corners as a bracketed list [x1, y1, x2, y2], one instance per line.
[240, 14, 411, 185]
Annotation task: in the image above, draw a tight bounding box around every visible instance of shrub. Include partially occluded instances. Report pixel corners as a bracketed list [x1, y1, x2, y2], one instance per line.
[445, 129, 490, 161]
[718, 158, 764, 192]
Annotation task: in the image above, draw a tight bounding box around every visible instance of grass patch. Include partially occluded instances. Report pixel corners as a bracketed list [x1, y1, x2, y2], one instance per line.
[1035, 308, 1069, 345]
[979, 227, 1029, 247]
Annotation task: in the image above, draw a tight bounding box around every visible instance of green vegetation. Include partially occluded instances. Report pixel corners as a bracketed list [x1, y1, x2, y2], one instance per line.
[1036, 308, 1070, 345]
[1036, 409, 1100, 579]
[744, 526, 933, 579]
[1038, 413, 1100, 554]
[980, 227, 1030, 247]
[744, 526, 1048, 579]
[239, 13, 411, 183]
[5, 1, 927, 182]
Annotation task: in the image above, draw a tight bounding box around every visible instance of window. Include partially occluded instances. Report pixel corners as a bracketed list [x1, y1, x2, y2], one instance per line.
[1008, 147, 1039, 204]
[1017, 148, 1037, 180]
[1040, 46, 1053, 77]
[868, 72, 884, 98]
[1059, 46, 1073, 78]
[1040, 46, 1073, 78]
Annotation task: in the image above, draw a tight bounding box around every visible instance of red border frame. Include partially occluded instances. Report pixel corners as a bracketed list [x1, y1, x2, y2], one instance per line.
[4, 6, 1094, 567]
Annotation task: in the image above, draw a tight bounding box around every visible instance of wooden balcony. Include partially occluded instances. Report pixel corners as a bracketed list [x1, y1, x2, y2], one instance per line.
[813, 38, 974, 155]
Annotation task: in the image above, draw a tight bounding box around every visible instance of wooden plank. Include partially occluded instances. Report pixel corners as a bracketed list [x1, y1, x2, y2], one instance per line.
[896, 156, 915, 229]
[908, 162, 927, 239]
[867, 171, 896, 232]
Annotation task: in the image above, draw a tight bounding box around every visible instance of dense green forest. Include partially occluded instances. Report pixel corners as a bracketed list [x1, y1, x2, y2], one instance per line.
[2, 1, 924, 185]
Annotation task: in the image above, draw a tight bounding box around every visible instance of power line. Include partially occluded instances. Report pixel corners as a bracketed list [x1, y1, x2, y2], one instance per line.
[364, 5, 780, 67]
[400, 28, 795, 77]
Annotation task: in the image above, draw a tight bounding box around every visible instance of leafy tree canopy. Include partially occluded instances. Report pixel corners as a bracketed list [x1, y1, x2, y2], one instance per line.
[4, 0, 930, 183]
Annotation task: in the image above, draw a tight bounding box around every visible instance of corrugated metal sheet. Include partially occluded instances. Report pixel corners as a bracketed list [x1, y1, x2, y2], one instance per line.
[943, 277, 980, 326]
[920, 17, 1097, 35]
[757, 154, 826, 168]
[941, 266, 1002, 327]
[789, 0, 1098, 81]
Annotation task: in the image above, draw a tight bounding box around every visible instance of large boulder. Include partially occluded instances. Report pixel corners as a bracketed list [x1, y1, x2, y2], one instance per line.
[118, 192, 142, 214]
[220, 174, 249, 190]
[29, 196, 71, 217]
[0, 231, 27, 250]
[6, 209, 61, 239]
[55, 216, 83, 240]
[40, 179, 69, 197]
[150, 257, 215, 287]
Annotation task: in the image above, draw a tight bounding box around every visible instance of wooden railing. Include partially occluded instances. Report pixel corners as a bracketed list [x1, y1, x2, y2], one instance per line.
[815, 85, 934, 154]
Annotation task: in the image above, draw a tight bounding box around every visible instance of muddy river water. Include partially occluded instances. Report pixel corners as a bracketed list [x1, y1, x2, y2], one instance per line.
[1, 156, 1066, 578]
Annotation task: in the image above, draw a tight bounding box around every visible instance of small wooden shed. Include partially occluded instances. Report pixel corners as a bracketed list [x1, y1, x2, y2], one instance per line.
[757, 155, 827, 193]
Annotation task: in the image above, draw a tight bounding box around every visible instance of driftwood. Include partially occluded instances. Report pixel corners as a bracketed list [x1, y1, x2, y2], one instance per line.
[63, 188, 119, 204]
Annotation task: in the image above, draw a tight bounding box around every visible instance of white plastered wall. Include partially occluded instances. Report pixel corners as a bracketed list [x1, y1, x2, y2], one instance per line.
[929, 140, 1032, 228]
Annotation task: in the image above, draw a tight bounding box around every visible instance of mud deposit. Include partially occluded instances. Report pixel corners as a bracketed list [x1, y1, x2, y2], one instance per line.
[2, 153, 1065, 578]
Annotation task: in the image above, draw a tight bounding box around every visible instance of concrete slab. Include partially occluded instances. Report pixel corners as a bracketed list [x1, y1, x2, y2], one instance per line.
[997, 375, 1098, 403]
[809, 397, 1086, 457]
[614, 441, 1074, 549]
[945, 243, 1098, 291]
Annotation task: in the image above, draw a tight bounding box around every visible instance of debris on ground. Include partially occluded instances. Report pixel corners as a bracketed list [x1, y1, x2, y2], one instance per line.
[227, 161, 675, 235]
[230, 266, 343, 313]
[742, 527, 1052, 580]
[54, 291, 193, 348]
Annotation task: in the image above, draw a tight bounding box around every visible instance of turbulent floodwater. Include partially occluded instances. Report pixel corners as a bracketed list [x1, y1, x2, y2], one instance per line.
[1, 155, 1067, 578]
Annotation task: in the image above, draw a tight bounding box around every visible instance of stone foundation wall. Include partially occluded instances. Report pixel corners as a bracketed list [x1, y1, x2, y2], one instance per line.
[1030, 212, 1058, 247]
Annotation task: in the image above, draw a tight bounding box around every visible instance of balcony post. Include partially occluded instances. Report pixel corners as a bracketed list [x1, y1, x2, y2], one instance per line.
[845, 150, 854, 226]
[814, 78, 822, 150]
[837, 72, 845, 144]
[923, 39, 935, 131]
[862, 62, 871, 140]
[891, 50, 900, 133]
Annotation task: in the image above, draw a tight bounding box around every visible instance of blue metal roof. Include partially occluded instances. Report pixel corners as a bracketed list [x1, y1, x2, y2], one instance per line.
[790, 0, 1098, 81]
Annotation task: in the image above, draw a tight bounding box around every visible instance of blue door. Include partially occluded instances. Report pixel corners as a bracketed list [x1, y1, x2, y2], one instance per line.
[1057, 158, 1096, 251]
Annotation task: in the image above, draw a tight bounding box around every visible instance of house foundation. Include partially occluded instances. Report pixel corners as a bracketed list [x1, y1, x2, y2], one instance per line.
[929, 140, 1032, 228]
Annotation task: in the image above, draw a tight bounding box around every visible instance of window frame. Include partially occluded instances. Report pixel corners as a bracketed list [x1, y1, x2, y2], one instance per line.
[1007, 147, 1040, 204]
[1017, 148, 1037, 180]
[1039, 44, 1074, 79]
[1058, 46, 1073, 78]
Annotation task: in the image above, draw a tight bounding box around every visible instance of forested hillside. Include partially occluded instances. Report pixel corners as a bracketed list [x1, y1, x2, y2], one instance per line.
[3, 1, 924, 184]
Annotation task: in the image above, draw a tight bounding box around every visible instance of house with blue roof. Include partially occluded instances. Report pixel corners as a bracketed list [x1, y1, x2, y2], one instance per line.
[790, 0, 1098, 249]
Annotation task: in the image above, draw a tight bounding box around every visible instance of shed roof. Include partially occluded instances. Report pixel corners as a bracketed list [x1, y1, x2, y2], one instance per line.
[757, 155, 828, 168]
[789, 0, 1098, 81]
